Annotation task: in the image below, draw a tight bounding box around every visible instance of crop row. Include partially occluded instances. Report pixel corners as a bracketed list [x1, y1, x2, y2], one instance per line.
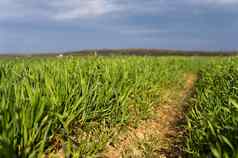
[185, 58, 238, 158]
[0, 57, 195, 157]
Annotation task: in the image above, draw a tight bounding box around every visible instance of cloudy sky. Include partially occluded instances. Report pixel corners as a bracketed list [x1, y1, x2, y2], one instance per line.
[0, 0, 238, 53]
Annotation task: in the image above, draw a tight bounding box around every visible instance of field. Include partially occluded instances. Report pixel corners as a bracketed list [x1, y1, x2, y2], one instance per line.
[0, 56, 237, 158]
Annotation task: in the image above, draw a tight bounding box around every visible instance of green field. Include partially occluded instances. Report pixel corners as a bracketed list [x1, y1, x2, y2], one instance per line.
[0, 56, 237, 157]
[186, 59, 238, 158]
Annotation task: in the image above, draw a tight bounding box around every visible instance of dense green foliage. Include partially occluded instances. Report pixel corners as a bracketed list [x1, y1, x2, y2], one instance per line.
[186, 58, 238, 158]
[0, 56, 201, 157]
[1, 56, 235, 157]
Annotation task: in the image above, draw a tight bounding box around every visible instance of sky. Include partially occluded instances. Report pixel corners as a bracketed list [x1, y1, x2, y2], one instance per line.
[0, 0, 238, 53]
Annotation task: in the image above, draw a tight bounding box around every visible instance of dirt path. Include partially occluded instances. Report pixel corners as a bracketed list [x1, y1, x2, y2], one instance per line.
[102, 73, 197, 158]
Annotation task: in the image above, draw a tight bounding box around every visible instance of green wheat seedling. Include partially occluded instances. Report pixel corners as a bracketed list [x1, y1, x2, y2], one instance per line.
[185, 58, 238, 158]
[0, 56, 217, 157]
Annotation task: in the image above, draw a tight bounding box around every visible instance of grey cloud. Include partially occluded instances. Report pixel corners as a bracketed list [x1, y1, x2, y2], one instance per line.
[1, 0, 238, 22]
[0, 0, 119, 21]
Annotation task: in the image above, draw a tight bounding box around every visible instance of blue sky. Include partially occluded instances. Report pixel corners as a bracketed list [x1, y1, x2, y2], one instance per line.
[0, 0, 238, 53]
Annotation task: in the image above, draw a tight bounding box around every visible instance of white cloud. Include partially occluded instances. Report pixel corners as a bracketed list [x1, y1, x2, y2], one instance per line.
[50, 0, 117, 20]
[0, 0, 238, 21]
[0, 0, 118, 21]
